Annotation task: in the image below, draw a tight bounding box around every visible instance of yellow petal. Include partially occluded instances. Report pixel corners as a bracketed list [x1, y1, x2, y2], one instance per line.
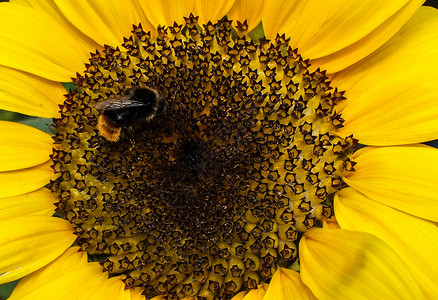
[0, 188, 56, 218]
[311, 0, 424, 73]
[300, 228, 423, 300]
[265, 0, 331, 48]
[194, 0, 235, 24]
[0, 121, 53, 172]
[54, 0, 143, 47]
[130, 288, 146, 300]
[322, 216, 341, 229]
[78, 277, 133, 300]
[11, 0, 101, 53]
[231, 291, 247, 300]
[9, 247, 109, 300]
[0, 4, 93, 82]
[262, 0, 421, 60]
[11, 0, 70, 26]
[335, 188, 438, 299]
[242, 283, 268, 300]
[9, 0, 31, 6]
[0, 66, 64, 118]
[333, 7, 438, 145]
[227, 0, 264, 32]
[344, 146, 438, 221]
[262, 0, 304, 41]
[0, 216, 75, 284]
[0, 161, 57, 198]
[263, 267, 316, 300]
[136, 0, 195, 28]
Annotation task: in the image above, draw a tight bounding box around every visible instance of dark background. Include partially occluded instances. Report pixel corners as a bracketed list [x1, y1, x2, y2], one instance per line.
[425, 0, 438, 6]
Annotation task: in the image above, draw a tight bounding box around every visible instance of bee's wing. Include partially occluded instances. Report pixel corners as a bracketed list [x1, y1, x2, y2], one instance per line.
[95, 98, 147, 111]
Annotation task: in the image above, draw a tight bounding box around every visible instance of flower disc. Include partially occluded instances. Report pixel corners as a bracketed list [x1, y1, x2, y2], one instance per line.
[50, 15, 356, 299]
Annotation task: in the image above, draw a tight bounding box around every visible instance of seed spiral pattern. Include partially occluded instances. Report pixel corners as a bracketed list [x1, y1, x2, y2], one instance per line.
[50, 15, 357, 299]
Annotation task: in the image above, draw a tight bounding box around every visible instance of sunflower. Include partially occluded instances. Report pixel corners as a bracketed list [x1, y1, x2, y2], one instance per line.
[1, 0, 438, 299]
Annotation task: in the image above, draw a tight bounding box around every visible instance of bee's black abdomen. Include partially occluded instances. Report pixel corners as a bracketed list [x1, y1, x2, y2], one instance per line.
[102, 108, 138, 128]
[131, 88, 160, 120]
[131, 87, 158, 105]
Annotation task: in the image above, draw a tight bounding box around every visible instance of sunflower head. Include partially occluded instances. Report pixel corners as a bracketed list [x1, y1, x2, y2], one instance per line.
[49, 14, 356, 299]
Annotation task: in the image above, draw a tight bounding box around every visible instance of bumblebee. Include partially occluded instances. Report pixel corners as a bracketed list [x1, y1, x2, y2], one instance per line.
[95, 87, 161, 142]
